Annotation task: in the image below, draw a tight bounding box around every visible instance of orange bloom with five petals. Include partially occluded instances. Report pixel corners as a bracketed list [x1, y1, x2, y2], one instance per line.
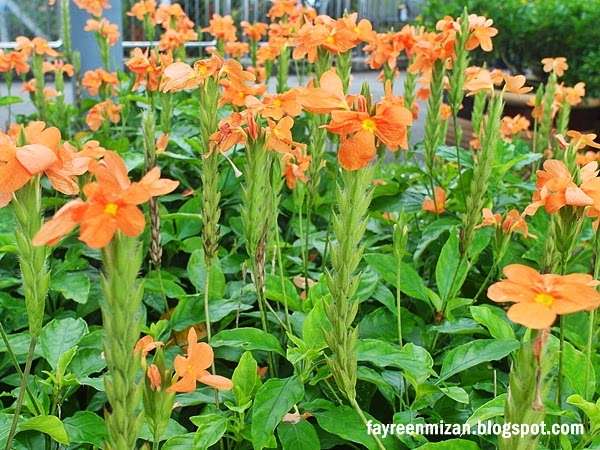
[487, 264, 600, 329]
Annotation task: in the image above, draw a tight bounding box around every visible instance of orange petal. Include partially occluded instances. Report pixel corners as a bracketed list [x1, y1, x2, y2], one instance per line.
[79, 214, 117, 248]
[338, 130, 376, 171]
[197, 372, 233, 390]
[564, 186, 594, 207]
[506, 302, 556, 329]
[166, 374, 197, 393]
[15, 144, 58, 174]
[115, 205, 145, 237]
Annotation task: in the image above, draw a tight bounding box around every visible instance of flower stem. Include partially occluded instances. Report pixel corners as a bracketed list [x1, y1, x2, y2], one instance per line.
[349, 398, 386, 450]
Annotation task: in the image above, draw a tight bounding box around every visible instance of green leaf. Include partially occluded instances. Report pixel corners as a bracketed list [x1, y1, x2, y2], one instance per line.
[211, 328, 284, 356]
[563, 342, 596, 398]
[63, 411, 107, 447]
[50, 272, 90, 304]
[302, 298, 330, 350]
[187, 249, 225, 297]
[39, 318, 88, 369]
[356, 339, 435, 384]
[20, 416, 69, 445]
[414, 218, 459, 260]
[278, 419, 320, 450]
[251, 376, 304, 450]
[265, 275, 302, 311]
[364, 253, 429, 304]
[170, 295, 252, 331]
[566, 395, 600, 434]
[232, 351, 260, 406]
[435, 228, 468, 303]
[440, 339, 519, 381]
[144, 278, 186, 298]
[470, 305, 515, 340]
[466, 394, 507, 426]
[191, 414, 227, 449]
[0, 96, 24, 107]
[314, 405, 380, 450]
[416, 439, 481, 449]
[162, 434, 195, 450]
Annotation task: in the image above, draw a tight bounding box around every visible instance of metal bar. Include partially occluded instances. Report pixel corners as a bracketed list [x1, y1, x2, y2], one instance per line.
[6, 0, 48, 39]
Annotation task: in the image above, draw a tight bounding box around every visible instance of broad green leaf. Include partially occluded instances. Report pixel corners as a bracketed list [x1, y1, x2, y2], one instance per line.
[63, 411, 107, 447]
[314, 405, 404, 450]
[466, 394, 507, 426]
[251, 376, 304, 450]
[302, 298, 330, 350]
[68, 347, 106, 378]
[56, 346, 77, 379]
[470, 305, 515, 340]
[20, 415, 69, 444]
[170, 296, 251, 331]
[414, 218, 459, 260]
[440, 340, 519, 381]
[566, 395, 600, 434]
[162, 434, 195, 450]
[144, 278, 186, 298]
[140, 418, 188, 442]
[187, 249, 225, 297]
[278, 419, 320, 450]
[39, 318, 88, 369]
[356, 339, 435, 383]
[563, 341, 595, 398]
[364, 253, 429, 304]
[435, 228, 468, 303]
[191, 414, 227, 449]
[211, 328, 284, 356]
[416, 439, 481, 449]
[0, 96, 24, 107]
[232, 351, 260, 406]
[265, 275, 302, 311]
[50, 272, 90, 304]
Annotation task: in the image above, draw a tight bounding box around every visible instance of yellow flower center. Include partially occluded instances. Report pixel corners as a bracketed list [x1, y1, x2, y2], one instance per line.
[534, 293, 554, 307]
[238, 91, 245, 98]
[274, 99, 282, 107]
[104, 203, 119, 217]
[326, 36, 335, 44]
[362, 118, 377, 133]
[198, 65, 207, 75]
[354, 26, 361, 35]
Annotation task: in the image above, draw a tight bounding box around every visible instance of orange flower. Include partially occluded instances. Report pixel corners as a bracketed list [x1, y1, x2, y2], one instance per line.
[43, 59, 74, 77]
[127, 0, 157, 22]
[202, 14, 237, 42]
[86, 100, 123, 131]
[465, 15, 497, 52]
[84, 19, 120, 46]
[487, 264, 600, 329]
[296, 68, 350, 114]
[15, 36, 58, 57]
[525, 159, 598, 215]
[147, 364, 162, 391]
[500, 114, 530, 142]
[324, 98, 413, 170]
[73, 0, 111, 17]
[246, 89, 302, 120]
[241, 21, 268, 41]
[422, 187, 446, 214]
[503, 74, 533, 95]
[82, 68, 119, 96]
[556, 130, 600, 151]
[475, 208, 536, 239]
[0, 51, 30, 75]
[225, 41, 250, 59]
[160, 54, 224, 92]
[0, 122, 91, 199]
[282, 147, 310, 189]
[166, 328, 233, 393]
[134, 335, 164, 370]
[126, 48, 172, 92]
[33, 151, 178, 248]
[541, 57, 568, 77]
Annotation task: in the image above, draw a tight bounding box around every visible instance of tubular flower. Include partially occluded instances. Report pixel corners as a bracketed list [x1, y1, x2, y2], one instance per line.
[324, 96, 413, 170]
[82, 68, 119, 96]
[15, 36, 59, 57]
[73, 0, 111, 17]
[166, 328, 233, 393]
[0, 51, 30, 75]
[525, 160, 599, 215]
[474, 208, 536, 239]
[487, 264, 600, 329]
[0, 122, 92, 202]
[202, 14, 237, 42]
[422, 187, 446, 214]
[296, 68, 350, 114]
[160, 53, 225, 92]
[282, 147, 311, 189]
[84, 19, 120, 46]
[241, 21, 268, 41]
[465, 15, 498, 52]
[125, 48, 172, 92]
[32, 151, 178, 248]
[127, 0, 157, 23]
[556, 130, 600, 151]
[86, 100, 123, 131]
[541, 57, 568, 77]
[500, 114, 531, 142]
